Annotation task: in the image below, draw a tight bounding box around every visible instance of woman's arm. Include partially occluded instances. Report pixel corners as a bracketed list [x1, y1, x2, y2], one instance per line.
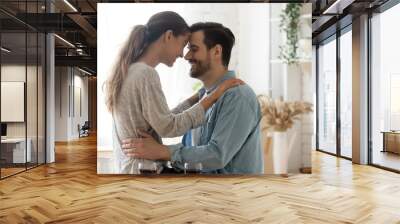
[139, 68, 243, 138]
[170, 92, 201, 114]
[199, 78, 244, 109]
[140, 70, 205, 138]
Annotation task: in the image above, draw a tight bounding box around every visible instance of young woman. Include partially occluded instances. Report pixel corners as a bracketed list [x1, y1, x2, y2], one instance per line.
[104, 11, 242, 174]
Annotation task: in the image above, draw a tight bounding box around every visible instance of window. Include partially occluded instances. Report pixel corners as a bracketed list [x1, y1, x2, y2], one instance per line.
[0, 1, 47, 179]
[370, 3, 400, 171]
[339, 28, 352, 158]
[317, 36, 337, 155]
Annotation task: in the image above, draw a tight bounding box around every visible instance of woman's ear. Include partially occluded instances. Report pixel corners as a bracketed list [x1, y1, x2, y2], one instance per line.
[163, 30, 173, 42]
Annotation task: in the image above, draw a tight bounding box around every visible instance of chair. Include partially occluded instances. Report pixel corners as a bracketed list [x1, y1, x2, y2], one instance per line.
[79, 121, 90, 138]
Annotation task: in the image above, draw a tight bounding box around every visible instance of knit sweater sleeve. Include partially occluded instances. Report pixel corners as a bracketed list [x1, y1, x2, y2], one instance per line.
[138, 67, 205, 137]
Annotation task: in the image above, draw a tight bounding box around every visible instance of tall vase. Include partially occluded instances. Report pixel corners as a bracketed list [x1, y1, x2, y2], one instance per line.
[272, 131, 296, 174]
[261, 133, 274, 174]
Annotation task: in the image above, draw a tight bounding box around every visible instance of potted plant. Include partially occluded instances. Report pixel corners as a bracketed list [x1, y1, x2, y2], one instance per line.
[279, 3, 301, 65]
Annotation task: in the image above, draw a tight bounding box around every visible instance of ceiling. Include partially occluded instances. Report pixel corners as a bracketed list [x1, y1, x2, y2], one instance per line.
[311, 0, 391, 44]
[0, 0, 161, 75]
[0, 0, 100, 75]
[2, 0, 396, 74]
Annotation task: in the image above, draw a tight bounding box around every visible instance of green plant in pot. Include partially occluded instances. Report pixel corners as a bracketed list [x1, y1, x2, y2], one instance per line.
[279, 3, 301, 65]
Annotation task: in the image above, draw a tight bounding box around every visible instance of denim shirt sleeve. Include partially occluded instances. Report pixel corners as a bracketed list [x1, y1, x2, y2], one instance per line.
[167, 90, 259, 171]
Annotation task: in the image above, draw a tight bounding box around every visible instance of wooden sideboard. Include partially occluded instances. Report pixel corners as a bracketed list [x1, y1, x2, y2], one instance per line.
[382, 131, 400, 154]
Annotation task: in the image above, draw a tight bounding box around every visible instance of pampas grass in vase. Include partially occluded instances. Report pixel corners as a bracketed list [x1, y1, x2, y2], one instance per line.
[257, 95, 313, 132]
[257, 94, 313, 174]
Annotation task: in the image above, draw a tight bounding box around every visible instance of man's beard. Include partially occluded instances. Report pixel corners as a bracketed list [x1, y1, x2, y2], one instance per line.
[189, 59, 211, 78]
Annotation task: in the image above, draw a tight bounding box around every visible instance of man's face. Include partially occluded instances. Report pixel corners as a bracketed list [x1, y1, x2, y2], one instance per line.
[184, 31, 211, 78]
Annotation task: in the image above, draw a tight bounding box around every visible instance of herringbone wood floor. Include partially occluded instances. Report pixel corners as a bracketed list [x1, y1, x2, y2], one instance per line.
[1, 135, 400, 223]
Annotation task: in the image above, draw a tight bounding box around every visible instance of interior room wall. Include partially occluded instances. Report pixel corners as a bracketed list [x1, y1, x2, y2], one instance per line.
[88, 77, 97, 131]
[268, 4, 313, 172]
[1, 64, 45, 164]
[72, 71, 89, 138]
[55, 66, 69, 141]
[55, 67, 89, 141]
[1, 65, 38, 139]
[237, 4, 269, 95]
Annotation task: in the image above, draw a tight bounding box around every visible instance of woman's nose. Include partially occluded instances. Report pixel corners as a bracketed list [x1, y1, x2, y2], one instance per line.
[184, 52, 191, 60]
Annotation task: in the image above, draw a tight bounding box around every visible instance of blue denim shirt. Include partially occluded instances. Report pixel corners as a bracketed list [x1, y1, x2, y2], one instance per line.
[168, 71, 264, 174]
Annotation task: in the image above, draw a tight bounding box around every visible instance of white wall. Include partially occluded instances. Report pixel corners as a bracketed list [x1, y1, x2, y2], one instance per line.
[267, 4, 313, 172]
[55, 67, 68, 141]
[55, 67, 89, 141]
[1, 65, 38, 137]
[238, 5, 269, 95]
[1, 64, 46, 164]
[1, 66, 26, 136]
[71, 73, 89, 138]
[1, 65, 27, 142]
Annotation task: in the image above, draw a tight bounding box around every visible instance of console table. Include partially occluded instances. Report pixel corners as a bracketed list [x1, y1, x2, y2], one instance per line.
[381, 131, 400, 154]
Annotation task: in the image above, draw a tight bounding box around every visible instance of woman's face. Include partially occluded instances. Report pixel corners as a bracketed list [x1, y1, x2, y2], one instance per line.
[162, 32, 190, 67]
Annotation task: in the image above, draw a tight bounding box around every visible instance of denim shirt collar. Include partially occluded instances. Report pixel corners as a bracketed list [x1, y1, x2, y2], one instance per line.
[204, 70, 236, 95]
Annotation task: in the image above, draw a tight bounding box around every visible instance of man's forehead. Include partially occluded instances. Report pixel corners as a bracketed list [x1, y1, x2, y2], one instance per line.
[189, 31, 204, 45]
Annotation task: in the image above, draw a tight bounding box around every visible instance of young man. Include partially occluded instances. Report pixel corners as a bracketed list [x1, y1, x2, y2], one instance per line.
[122, 22, 263, 174]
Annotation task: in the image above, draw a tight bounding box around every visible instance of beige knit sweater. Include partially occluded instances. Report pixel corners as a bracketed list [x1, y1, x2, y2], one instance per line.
[111, 62, 205, 174]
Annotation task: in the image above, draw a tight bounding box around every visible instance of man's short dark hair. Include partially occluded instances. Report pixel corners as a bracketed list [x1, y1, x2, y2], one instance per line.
[190, 22, 235, 67]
